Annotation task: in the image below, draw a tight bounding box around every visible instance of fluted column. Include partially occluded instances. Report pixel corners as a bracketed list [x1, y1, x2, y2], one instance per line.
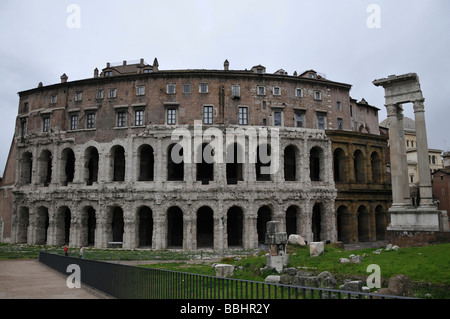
[413, 99, 434, 206]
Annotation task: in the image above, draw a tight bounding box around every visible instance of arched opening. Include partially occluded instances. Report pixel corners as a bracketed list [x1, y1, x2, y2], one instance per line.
[20, 152, 33, 185]
[112, 146, 126, 182]
[17, 207, 29, 244]
[286, 205, 299, 236]
[60, 148, 75, 186]
[312, 203, 322, 242]
[196, 143, 214, 183]
[371, 152, 382, 183]
[227, 206, 243, 248]
[167, 144, 184, 181]
[354, 150, 366, 182]
[85, 147, 99, 185]
[357, 205, 370, 242]
[38, 150, 52, 186]
[138, 206, 153, 247]
[337, 205, 351, 243]
[109, 207, 124, 243]
[375, 205, 387, 240]
[36, 206, 49, 245]
[197, 206, 214, 248]
[55, 206, 71, 246]
[310, 147, 323, 181]
[284, 145, 298, 181]
[85, 207, 96, 247]
[226, 142, 244, 185]
[138, 145, 154, 181]
[167, 207, 183, 248]
[333, 148, 346, 182]
[256, 144, 271, 181]
[257, 206, 272, 244]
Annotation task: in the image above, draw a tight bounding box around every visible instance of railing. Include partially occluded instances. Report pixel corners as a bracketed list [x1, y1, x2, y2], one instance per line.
[38, 251, 414, 300]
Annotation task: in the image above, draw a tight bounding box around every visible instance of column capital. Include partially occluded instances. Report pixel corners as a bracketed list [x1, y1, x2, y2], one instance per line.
[385, 104, 399, 117]
[413, 99, 425, 113]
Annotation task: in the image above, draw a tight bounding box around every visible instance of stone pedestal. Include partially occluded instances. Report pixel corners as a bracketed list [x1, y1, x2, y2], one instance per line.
[264, 221, 289, 273]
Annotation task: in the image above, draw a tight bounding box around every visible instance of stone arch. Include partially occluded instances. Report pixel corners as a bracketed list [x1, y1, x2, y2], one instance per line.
[107, 206, 124, 244]
[310, 146, 324, 182]
[336, 205, 352, 244]
[256, 144, 271, 181]
[110, 145, 126, 182]
[167, 144, 184, 181]
[20, 151, 33, 185]
[357, 205, 370, 242]
[38, 149, 52, 186]
[55, 206, 71, 246]
[285, 205, 300, 236]
[196, 143, 214, 183]
[226, 142, 244, 185]
[81, 206, 96, 247]
[227, 206, 244, 248]
[138, 144, 154, 181]
[60, 148, 75, 186]
[312, 203, 323, 242]
[284, 145, 299, 181]
[167, 206, 183, 248]
[333, 148, 346, 182]
[371, 151, 382, 183]
[35, 206, 49, 245]
[84, 146, 99, 185]
[196, 206, 214, 248]
[138, 206, 153, 247]
[257, 205, 272, 244]
[17, 206, 30, 244]
[353, 149, 366, 182]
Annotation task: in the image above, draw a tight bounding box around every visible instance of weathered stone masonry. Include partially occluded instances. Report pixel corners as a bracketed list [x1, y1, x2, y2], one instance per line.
[5, 59, 390, 248]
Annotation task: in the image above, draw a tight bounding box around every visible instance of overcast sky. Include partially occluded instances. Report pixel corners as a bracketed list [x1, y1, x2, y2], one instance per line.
[1, 0, 449, 174]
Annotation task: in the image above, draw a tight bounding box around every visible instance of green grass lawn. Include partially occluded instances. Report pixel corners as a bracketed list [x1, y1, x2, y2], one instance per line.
[1, 242, 448, 298]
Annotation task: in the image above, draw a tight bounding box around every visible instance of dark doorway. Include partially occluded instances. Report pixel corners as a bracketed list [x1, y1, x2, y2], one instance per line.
[139, 145, 154, 181]
[257, 206, 272, 244]
[197, 206, 214, 248]
[284, 146, 297, 181]
[138, 206, 153, 247]
[167, 207, 183, 247]
[168, 144, 184, 181]
[227, 207, 243, 247]
[113, 146, 126, 182]
[312, 204, 321, 242]
[111, 207, 124, 242]
[196, 143, 214, 183]
[286, 206, 298, 236]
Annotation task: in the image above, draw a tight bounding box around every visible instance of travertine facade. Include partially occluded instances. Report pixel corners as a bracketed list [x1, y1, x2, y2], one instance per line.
[0, 59, 390, 248]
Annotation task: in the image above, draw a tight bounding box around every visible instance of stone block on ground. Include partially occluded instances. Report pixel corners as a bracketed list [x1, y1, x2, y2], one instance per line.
[288, 234, 306, 246]
[309, 241, 324, 257]
[214, 264, 235, 278]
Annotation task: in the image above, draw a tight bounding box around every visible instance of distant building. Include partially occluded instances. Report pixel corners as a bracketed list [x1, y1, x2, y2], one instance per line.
[432, 152, 450, 228]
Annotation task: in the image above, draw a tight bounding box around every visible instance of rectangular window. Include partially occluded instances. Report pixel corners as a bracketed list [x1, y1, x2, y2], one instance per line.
[137, 86, 145, 96]
[273, 87, 281, 96]
[20, 119, 27, 138]
[238, 107, 248, 125]
[203, 106, 213, 124]
[232, 85, 240, 98]
[257, 86, 266, 96]
[274, 111, 282, 126]
[199, 83, 209, 93]
[108, 88, 117, 99]
[317, 113, 326, 129]
[104, 71, 113, 77]
[43, 116, 50, 132]
[70, 114, 78, 130]
[262, 101, 267, 110]
[117, 111, 126, 127]
[337, 101, 342, 111]
[183, 84, 191, 94]
[50, 95, 57, 104]
[410, 175, 414, 183]
[442, 188, 445, 196]
[337, 118, 343, 130]
[167, 109, 176, 125]
[167, 84, 176, 94]
[295, 88, 303, 98]
[295, 112, 304, 128]
[314, 91, 322, 100]
[96, 89, 104, 100]
[135, 109, 144, 126]
[262, 118, 267, 126]
[87, 113, 96, 129]
[75, 91, 83, 102]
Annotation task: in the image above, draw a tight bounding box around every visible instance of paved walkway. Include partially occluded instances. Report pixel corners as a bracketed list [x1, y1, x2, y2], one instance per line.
[0, 259, 108, 299]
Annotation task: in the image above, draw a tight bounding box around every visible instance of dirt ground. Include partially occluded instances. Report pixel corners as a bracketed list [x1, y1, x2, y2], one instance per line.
[0, 259, 108, 299]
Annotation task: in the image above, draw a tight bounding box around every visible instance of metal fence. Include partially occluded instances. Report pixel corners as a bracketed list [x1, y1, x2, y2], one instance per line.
[38, 251, 412, 299]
